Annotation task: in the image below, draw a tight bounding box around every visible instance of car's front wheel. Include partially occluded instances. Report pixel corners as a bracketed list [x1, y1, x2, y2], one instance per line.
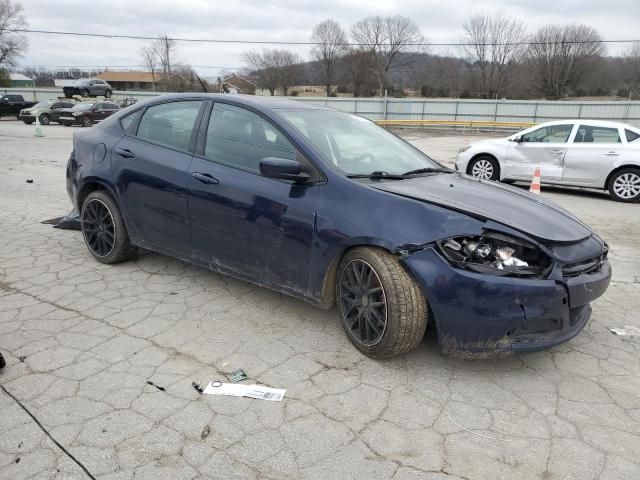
[609, 168, 640, 203]
[105, 89, 112, 98]
[81, 191, 138, 264]
[337, 247, 428, 358]
[468, 155, 500, 181]
[81, 116, 92, 127]
[81, 88, 90, 97]
[39, 114, 50, 125]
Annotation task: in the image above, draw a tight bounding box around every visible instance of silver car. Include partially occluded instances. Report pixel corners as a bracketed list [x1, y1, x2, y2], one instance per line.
[455, 120, 640, 202]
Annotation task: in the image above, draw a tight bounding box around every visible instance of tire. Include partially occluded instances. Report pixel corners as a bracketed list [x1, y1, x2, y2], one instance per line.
[81, 191, 138, 264]
[81, 88, 90, 97]
[336, 247, 428, 358]
[468, 155, 500, 181]
[39, 114, 50, 126]
[22, 119, 33, 125]
[105, 89, 112, 98]
[608, 168, 640, 203]
[81, 115, 92, 127]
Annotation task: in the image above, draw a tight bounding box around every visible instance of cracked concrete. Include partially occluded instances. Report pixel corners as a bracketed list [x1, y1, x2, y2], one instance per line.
[1, 120, 639, 479]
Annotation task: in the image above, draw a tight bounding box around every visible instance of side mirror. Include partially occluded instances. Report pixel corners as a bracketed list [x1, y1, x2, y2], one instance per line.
[512, 135, 523, 143]
[259, 157, 310, 183]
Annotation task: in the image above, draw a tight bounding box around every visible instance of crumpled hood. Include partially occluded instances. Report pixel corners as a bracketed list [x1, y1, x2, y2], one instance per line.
[371, 173, 592, 243]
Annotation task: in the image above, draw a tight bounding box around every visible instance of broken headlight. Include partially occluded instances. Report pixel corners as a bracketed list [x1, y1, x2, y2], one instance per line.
[437, 232, 552, 278]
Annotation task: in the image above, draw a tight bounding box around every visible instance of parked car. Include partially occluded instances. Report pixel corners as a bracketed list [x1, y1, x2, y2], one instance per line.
[19, 100, 76, 125]
[456, 120, 640, 202]
[0, 94, 36, 119]
[59, 101, 120, 127]
[66, 94, 611, 358]
[63, 79, 113, 98]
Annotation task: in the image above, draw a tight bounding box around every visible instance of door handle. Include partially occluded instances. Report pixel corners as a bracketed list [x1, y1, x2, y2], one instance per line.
[605, 152, 620, 156]
[192, 172, 219, 185]
[115, 148, 135, 159]
[550, 149, 564, 154]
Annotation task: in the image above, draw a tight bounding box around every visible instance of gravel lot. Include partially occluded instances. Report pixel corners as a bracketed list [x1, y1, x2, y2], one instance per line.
[1, 119, 639, 480]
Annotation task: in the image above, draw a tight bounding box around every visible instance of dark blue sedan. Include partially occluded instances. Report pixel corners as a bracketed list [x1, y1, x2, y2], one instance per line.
[66, 94, 611, 358]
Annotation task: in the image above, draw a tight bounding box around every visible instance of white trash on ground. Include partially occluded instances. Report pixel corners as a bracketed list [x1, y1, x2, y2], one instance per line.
[203, 381, 285, 401]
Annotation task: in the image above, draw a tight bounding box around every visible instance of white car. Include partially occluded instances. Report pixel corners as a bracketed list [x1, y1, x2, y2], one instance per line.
[455, 120, 640, 202]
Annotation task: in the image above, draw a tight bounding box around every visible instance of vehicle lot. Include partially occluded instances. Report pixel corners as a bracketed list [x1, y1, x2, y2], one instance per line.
[1, 119, 639, 479]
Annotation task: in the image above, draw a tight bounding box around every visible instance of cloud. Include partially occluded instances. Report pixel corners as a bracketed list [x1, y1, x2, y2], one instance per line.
[16, 0, 640, 74]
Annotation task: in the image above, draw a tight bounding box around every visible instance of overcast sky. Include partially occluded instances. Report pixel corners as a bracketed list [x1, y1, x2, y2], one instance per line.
[16, 0, 640, 77]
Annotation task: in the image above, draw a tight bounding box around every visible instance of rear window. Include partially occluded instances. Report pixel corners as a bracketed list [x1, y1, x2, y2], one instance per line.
[574, 125, 621, 143]
[626, 129, 640, 143]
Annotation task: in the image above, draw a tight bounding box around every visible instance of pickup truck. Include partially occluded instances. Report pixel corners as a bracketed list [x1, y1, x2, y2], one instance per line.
[0, 94, 37, 119]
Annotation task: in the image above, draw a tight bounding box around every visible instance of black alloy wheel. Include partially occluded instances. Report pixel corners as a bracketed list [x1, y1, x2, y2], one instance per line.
[339, 259, 388, 346]
[82, 198, 115, 257]
[39, 114, 50, 125]
[82, 115, 92, 127]
[105, 89, 112, 98]
[82, 88, 90, 97]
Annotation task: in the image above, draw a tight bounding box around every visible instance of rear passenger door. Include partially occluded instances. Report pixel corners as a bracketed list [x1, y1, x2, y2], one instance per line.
[187, 101, 320, 292]
[563, 124, 623, 186]
[111, 100, 205, 254]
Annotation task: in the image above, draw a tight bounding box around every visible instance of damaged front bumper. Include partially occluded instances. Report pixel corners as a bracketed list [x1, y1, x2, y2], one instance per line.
[402, 247, 611, 358]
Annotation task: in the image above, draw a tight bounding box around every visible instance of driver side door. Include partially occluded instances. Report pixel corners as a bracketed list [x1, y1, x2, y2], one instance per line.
[187, 101, 321, 292]
[506, 123, 575, 181]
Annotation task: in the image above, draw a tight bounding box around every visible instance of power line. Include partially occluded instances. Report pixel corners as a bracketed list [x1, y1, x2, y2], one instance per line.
[8, 28, 640, 47]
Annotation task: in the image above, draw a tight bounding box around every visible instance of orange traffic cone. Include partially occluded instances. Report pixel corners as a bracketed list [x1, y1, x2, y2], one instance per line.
[529, 167, 541, 195]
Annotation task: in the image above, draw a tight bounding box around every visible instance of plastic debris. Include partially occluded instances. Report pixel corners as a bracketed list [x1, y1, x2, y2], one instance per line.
[609, 326, 640, 337]
[228, 369, 248, 383]
[192, 381, 204, 395]
[203, 381, 285, 402]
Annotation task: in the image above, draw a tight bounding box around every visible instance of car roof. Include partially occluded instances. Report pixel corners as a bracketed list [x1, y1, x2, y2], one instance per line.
[540, 119, 638, 130]
[138, 93, 331, 115]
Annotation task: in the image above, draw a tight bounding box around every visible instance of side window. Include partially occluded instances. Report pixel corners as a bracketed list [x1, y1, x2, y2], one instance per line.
[204, 103, 296, 173]
[136, 101, 203, 151]
[521, 125, 573, 143]
[626, 129, 640, 143]
[574, 125, 620, 143]
[120, 108, 144, 134]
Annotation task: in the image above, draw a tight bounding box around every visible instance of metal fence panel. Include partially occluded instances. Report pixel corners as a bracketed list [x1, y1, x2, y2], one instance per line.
[2, 88, 639, 127]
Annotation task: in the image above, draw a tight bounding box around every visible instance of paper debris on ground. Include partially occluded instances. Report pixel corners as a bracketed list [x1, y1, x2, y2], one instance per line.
[203, 381, 285, 401]
[609, 326, 640, 337]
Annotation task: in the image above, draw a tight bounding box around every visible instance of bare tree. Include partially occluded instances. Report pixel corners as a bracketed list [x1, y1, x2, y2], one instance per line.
[351, 15, 424, 96]
[622, 42, 640, 98]
[462, 13, 526, 98]
[139, 45, 158, 91]
[310, 19, 348, 96]
[243, 49, 300, 95]
[526, 24, 605, 99]
[243, 50, 280, 95]
[20, 66, 55, 87]
[0, 0, 27, 68]
[342, 48, 375, 97]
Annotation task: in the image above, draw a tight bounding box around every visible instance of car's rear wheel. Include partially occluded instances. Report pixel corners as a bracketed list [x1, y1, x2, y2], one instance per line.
[609, 168, 640, 203]
[468, 155, 499, 181]
[337, 247, 428, 358]
[82, 116, 92, 127]
[105, 89, 112, 98]
[81, 191, 138, 264]
[39, 114, 50, 125]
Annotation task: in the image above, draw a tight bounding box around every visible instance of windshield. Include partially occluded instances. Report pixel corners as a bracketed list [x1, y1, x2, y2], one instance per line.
[73, 102, 94, 110]
[278, 109, 442, 176]
[33, 101, 54, 108]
